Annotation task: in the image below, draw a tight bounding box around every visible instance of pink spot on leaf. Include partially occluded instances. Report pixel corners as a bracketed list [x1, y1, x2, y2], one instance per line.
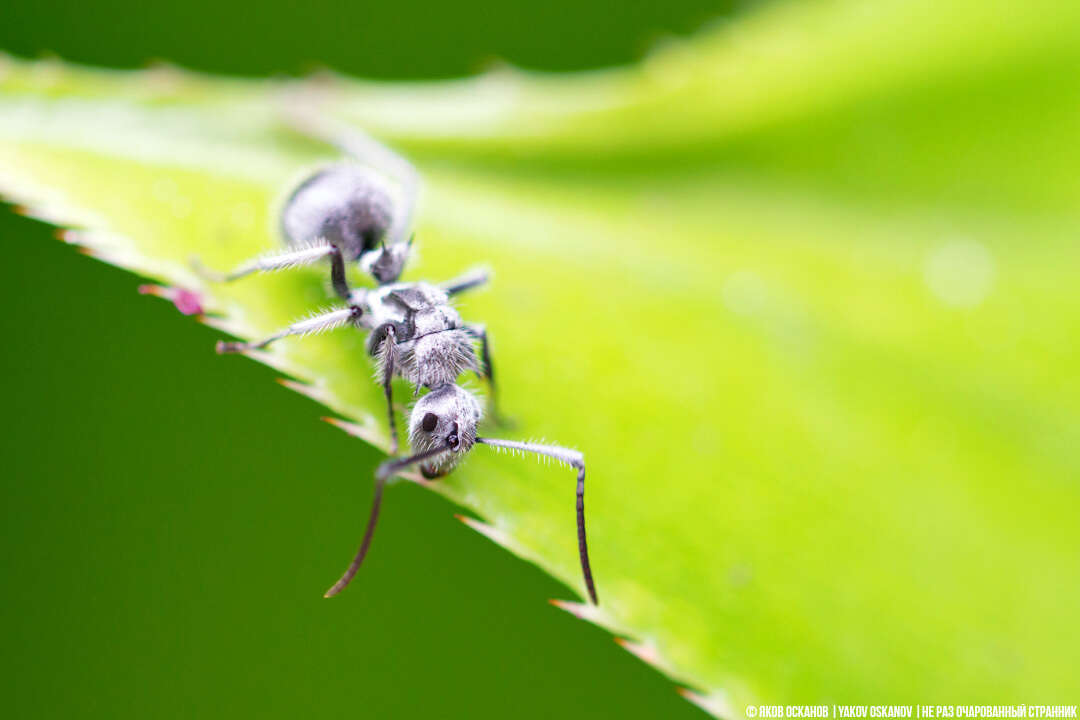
[171, 288, 203, 315]
[138, 284, 204, 316]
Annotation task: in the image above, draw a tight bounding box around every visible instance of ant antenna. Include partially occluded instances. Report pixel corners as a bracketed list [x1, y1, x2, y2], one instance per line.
[476, 437, 598, 605]
[324, 444, 449, 598]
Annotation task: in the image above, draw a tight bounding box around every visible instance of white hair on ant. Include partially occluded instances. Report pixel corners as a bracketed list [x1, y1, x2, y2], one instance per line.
[480, 438, 583, 470]
[294, 305, 358, 336]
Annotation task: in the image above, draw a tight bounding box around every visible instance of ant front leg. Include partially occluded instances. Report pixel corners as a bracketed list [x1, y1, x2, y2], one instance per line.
[466, 323, 510, 426]
[216, 305, 360, 354]
[371, 323, 401, 453]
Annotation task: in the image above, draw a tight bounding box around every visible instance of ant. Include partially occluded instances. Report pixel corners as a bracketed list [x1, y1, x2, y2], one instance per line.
[201, 115, 599, 605]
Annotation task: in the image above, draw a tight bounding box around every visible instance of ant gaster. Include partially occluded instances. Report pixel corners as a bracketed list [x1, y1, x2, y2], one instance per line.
[197, 163, 412, 295]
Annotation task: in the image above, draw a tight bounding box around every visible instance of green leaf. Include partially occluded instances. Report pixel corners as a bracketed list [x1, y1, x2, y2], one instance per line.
[2, 0, 1079, 712]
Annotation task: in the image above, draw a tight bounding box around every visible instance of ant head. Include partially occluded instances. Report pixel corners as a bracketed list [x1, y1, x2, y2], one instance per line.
[359, 236, 411, 285]
[408, 384, 481, 474]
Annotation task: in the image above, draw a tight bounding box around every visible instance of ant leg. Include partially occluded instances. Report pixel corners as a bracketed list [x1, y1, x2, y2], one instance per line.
[323, 444, 449, 598]
[328, 247, 352, 301]
[442, 267, 490, 297]
[216, 306, 360, 354]
[476, 438, 597, 605]
[466, 324, 508, 425]
[193, 243, 337, 283]
[371, 323, 400, 454]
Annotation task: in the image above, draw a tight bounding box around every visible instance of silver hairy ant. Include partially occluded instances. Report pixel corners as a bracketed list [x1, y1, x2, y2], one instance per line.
[202, 114, 599, 605]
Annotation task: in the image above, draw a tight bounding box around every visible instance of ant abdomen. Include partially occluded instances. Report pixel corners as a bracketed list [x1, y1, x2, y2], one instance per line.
[280, 163, 394, 261]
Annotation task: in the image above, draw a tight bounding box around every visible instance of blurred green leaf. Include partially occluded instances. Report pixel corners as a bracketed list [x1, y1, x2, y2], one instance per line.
[1, 0, 1078, 712]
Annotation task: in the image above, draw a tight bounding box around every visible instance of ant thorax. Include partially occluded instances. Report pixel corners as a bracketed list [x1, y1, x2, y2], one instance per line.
[355, 282, 480, 389]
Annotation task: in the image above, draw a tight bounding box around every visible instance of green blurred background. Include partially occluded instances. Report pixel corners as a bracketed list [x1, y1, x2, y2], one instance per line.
[0, 1, 747, 718]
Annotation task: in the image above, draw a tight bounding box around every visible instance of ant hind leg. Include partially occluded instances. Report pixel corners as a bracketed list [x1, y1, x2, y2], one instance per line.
[328, 247, 352, 300]
[193, 243, 339, 284]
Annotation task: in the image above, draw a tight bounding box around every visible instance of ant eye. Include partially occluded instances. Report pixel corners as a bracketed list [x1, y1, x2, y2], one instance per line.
[421, 413, 438, 432]
[447, 434, 459, 448]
